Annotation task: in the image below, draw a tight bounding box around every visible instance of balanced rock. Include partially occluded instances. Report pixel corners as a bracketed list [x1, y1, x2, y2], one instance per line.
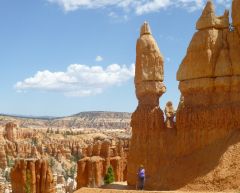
[127, 22, 166, 189]
[135, 22, 166, 105]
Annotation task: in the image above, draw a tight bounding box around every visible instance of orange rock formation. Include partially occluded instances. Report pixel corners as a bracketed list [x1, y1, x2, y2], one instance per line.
[10, 159, 55, 193]
[76, 139, 128, 189]
[5, 122, 18, 142]
[177, 0, 240, 152]
[0, 144, 7, 169]
[127, 21, 166, 189]
[164, 101, 176, 129]
[128, 1, 240, 191]
[232, 0, 240, 35]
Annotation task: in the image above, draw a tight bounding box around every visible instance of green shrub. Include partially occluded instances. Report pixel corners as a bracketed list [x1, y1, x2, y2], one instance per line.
[104, 166, 115, 184]
[25, 170, 31, 193]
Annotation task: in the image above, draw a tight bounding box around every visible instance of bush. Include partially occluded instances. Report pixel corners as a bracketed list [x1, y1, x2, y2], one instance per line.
[104, 166, 115, 184]
[6, 156, 14, 168]
[25, 169, 31, 193]
[69, 165, 76, 179]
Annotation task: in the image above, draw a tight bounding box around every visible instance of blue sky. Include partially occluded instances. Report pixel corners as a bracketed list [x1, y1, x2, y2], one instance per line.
[0, 0, 230, 116]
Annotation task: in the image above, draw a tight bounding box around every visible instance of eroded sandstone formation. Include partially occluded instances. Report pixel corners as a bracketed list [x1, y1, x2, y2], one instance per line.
[232, 0, 240, 35]
[5, 123, 18, 142]
[128, 1, 240, 190]
[164, 101, 176, 129]
[76, 139, 128, 189]
[177, 0, 240, 154]
[170, 0, 240, 190]
[0, 144, 7, 169]
[10, 158, 55, 193]
[127, 22, 167, 189]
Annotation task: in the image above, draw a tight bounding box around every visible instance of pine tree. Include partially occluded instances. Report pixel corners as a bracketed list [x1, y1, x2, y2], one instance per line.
[25, 170, 31, 193]
[104, 166, 115, 184]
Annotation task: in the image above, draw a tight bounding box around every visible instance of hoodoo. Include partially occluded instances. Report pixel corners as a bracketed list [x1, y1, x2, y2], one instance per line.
[10, 159, 56, 193]
[127, 21, 166, 189]
[128, 1, 240, 191]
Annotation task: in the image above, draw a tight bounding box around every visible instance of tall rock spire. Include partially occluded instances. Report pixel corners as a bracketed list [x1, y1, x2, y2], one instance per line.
[135, 22, 165, 105]
[127, 22, 166, 189]
[140, 21, 152, 36]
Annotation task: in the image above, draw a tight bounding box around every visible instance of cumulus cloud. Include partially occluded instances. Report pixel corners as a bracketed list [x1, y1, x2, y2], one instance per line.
[47, 0, 232, 14]
[95, 55, 103, 62]
[47, 0, 206, 14]
[216, 0, 231, 9]
[15, 63, 135, 97]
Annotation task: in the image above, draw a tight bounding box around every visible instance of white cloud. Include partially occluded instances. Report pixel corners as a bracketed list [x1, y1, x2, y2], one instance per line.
[216, 0, 231, 9]
[15, 63, 135, 97]
[47, 0, 206, 14]
[47, 0, 230, 14]
[108, 11, 129, 21]
[95, 55, 103, 62]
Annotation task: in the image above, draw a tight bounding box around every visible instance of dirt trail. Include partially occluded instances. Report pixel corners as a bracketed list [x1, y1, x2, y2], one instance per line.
[75, 188, 234, 193]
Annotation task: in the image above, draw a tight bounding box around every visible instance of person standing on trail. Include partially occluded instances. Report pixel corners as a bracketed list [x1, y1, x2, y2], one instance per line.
[137, 165, 145, 190]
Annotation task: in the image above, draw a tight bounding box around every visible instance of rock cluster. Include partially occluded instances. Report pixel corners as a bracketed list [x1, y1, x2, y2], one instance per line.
[4, 122, 35, 142]
[177, 0, 240, 154]
[10, 159, 55, 193]
[128, 1, 240, 190]
[0, 144, 7, 169]
[76, 139, 128, 189]
[5, 122, 18, 142]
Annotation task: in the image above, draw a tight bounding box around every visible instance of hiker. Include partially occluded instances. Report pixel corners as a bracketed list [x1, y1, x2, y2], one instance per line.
[137, 165, 145, 190]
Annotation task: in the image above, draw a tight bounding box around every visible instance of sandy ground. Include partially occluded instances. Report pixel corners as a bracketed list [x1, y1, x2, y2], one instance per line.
[74, 182, 237, 193]
[75, 188, 236, 193]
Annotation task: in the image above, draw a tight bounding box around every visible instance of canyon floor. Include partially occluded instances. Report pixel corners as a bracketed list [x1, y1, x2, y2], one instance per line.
[75, 188, 237, 193]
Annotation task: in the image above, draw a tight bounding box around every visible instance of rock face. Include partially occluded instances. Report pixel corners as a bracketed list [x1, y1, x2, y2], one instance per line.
[76, 139, 128, 189]
[196, 1, 229, 30]
[0, 144, 7, 169]
[155, 0, 240, 191]
[10, 159, 55, 193]
[232, 0, 240, 32]
[5, 122, 18, 142]
[177, 0, 240, 127]
[127, 22, 167, 189]
[128, 2, 240, 191]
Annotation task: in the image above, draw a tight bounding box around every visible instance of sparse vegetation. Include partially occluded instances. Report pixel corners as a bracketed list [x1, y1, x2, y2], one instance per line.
[70, 154, 81, 163]
[49, 157, 56, 168]
[7, 156, 14, 167]
[25, 169, 31, 193]
[4, 170, 10, 182]
[104, 165, 115, 184]
[69, 165, 76, 179]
